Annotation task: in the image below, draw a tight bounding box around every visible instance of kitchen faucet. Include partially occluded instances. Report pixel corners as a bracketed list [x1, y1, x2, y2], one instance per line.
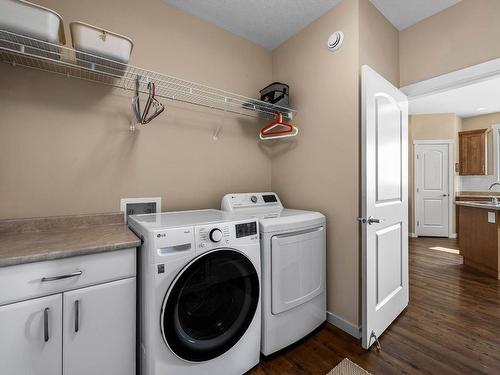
[488, 183, 500, 205]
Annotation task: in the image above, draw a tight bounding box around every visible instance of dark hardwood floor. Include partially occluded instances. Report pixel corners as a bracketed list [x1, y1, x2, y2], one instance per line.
[250, 237, 500, 375]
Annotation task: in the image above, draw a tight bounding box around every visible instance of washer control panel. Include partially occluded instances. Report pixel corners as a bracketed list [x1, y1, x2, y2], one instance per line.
[197, 225, 231, 250]
[209, 228, 224, 242]
[195, 220, 258, 251]
[235, 221, 257, 238]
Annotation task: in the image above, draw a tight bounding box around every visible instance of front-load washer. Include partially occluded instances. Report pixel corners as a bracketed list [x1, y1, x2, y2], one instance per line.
[128, 209, 261, 375]
[222, 193, 326, 356]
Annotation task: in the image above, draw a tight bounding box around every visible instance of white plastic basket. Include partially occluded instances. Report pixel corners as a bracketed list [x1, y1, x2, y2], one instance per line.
[0, 0, 65, 59]
[70, 21, 133, 76]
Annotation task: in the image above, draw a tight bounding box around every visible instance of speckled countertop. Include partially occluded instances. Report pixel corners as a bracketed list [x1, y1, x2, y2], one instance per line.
[0, 213, 141, 268]
[456, 201, 500, 211]
[456, 191, 500, 198]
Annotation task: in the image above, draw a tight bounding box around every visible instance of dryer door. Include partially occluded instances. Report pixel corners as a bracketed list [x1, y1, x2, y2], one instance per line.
[271, 226, 325, 314]
[161, 249, 259, 362]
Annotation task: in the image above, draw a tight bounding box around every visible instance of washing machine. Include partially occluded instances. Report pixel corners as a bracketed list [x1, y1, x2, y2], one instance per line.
[222, 192, 326, 356]
[128, 209, 261, 375]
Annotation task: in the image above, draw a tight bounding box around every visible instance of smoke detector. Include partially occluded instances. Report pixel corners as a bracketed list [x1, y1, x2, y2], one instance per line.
[327, 31, 344, 52]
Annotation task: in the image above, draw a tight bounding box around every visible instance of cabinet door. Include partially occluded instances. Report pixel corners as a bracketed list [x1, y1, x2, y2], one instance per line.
[459, 129, 488, 175]
[63, 278, 135, 375]
[0, 295, 62, 375]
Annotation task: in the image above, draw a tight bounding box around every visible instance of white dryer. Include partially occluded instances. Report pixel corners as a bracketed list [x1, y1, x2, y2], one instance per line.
[128, 209, 261, 375]
[221, 193, 326, 356]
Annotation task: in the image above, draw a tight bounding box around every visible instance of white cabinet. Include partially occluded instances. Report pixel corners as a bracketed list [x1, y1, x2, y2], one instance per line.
[0, 294, 63, 375]
[0, 249, 136, 375]
[63, 278, 135, 375]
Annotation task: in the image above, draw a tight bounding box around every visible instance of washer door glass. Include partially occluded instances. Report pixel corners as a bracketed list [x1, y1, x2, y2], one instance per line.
[162, 249, 259, 362]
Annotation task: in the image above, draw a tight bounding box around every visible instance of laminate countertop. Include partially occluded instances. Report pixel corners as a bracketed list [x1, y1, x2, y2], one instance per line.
[456, 191, 500, 199]
[0, 213, 141, 268]
[456, 201, 500, 210]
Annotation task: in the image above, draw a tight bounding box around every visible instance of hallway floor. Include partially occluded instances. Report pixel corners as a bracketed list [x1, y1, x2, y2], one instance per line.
[250, 237, 500, 375]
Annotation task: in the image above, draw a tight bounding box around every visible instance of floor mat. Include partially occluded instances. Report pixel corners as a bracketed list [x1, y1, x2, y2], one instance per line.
[326, 358, 372, 375]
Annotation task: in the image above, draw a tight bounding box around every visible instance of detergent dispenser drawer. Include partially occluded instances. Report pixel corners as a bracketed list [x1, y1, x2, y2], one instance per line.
[271, 226, 325, 315]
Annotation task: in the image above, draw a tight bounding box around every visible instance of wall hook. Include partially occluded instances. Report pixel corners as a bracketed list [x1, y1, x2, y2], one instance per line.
[213, 126, 222, 141]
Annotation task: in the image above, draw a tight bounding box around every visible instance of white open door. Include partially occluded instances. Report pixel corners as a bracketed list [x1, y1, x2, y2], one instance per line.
[361, 65, 408, 350]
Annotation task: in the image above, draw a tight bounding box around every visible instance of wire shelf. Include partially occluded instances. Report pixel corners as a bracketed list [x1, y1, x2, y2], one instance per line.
[0, 29, 295, 120]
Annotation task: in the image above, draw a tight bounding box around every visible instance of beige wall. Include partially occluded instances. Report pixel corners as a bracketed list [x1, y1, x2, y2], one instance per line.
[0, 0, 273, 218]
[408, 114, 461, 234]
[271, 0, 398, 327]
[359, 0, 399, 87]
[462, 112, 500, 131]
[271, 0, 360, 326]
[400, 0, 500, 86]
[0, 0, 400, 333]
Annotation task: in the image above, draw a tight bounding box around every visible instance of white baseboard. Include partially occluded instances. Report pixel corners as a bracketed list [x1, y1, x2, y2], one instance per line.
[449, 233, 457, 239]
[326, 311, 361, 339]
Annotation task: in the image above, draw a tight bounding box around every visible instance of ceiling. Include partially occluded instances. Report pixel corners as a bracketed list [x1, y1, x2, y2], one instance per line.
[369, 0, 462, 30]
[409, 76, 500, 118]
[163, 0, 461, 49]
[163, 0, 342, 50]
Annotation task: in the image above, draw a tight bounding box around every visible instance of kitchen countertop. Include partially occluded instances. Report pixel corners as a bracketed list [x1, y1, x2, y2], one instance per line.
[0, 213, 141, 268]
[455, 201, 500, 210]
[456, 191, 500, 198]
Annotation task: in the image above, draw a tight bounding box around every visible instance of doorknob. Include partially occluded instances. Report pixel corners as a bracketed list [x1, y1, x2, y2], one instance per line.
[367, 216, 384, 225]
[357, 216, 385, 225]
[442, 194, 449, 197]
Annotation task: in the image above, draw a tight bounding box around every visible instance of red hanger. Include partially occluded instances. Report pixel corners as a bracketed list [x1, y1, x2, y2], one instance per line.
[140, 82, 165, 125]
[260, 113, 297, 139]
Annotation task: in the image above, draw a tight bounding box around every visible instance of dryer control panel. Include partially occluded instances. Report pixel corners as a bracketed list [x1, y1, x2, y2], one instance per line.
[221, 192, 283, 211]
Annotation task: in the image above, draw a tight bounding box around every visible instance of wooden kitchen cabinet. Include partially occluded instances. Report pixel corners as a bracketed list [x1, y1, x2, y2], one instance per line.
[458, 128, 490, 175]
[0, 294, 63, 375]
[457, 204, 500, 279]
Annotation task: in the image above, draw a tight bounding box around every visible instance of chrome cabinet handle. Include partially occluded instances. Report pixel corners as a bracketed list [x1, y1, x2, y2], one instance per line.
[41, 270, 82, 282]
[44, 307, 49, 342]
[74, 300, 80, 333]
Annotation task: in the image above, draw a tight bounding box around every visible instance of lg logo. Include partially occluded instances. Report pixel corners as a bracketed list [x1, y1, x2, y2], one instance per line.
[156, 233, 166, 238]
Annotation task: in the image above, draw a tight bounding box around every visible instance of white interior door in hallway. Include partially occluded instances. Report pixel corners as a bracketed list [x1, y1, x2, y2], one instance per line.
[361, 65, 408, 350]
[414, 141, 453, 238]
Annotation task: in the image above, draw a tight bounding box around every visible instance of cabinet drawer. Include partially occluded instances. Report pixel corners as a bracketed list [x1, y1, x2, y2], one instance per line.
[0, 248, 136, 306]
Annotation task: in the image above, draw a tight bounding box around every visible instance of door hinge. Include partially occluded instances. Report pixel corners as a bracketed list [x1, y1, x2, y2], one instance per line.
[416, 187, 419, 193]
[416, 154, 420, 159]
[417, 220, 420, 226]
